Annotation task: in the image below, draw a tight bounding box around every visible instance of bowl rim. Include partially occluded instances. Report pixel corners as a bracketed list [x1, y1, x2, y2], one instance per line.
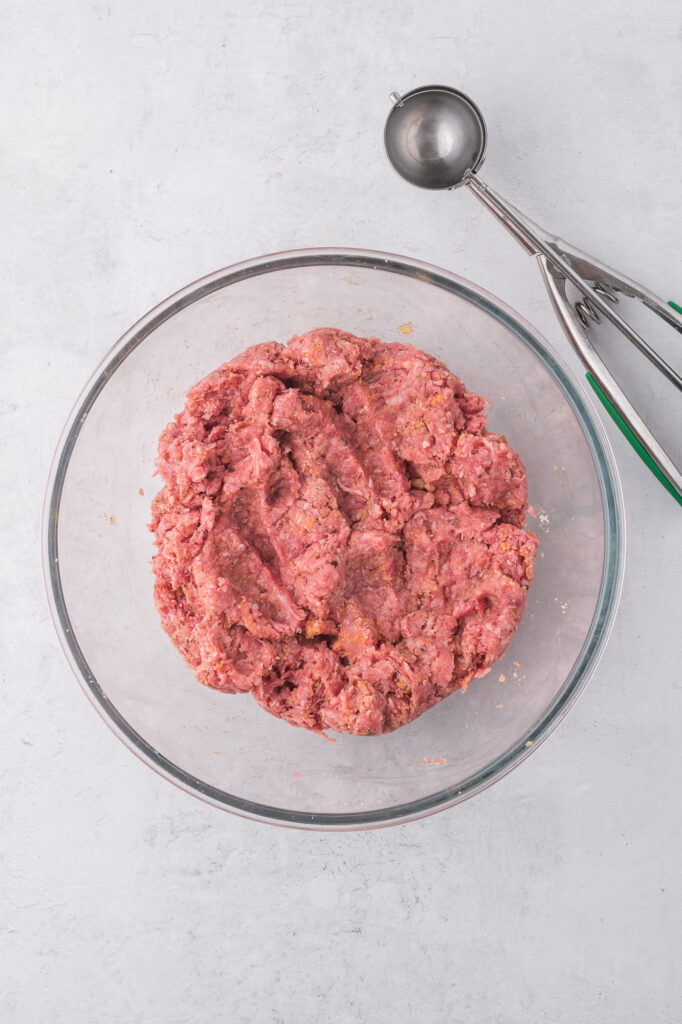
[42, 246, 626, 830]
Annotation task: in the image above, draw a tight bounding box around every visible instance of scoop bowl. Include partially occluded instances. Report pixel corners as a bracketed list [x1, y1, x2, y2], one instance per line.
[384, 85, 487, 190]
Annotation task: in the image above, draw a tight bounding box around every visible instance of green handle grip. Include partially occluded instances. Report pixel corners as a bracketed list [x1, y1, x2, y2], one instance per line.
[586, 305, 682, 507]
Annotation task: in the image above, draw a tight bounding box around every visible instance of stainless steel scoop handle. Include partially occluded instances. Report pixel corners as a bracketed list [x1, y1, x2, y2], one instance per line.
[537, 257, 682, 503]
[547, 237, 682, 335]
[467, 177, 682, 390]
[465, 176, 682, 503]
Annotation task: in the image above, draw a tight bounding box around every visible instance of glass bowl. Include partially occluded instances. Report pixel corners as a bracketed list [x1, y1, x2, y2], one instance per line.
[43, 248, 625, 829]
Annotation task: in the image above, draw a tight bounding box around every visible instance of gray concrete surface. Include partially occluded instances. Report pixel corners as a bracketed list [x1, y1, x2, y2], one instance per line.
[2, 1, 681, 1021]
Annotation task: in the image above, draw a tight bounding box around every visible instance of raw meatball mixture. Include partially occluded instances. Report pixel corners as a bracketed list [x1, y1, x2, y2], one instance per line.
[151, 328, 537, 735]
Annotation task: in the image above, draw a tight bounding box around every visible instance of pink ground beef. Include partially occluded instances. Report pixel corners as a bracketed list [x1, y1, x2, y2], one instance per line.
[151, 328, 537, 735]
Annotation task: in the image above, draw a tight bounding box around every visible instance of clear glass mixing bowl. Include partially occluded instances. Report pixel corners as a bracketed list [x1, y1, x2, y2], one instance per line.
[43, 249, 625, 829]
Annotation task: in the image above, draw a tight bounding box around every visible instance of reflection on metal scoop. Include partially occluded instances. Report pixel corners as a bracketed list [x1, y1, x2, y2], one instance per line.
[384, 85, 682, 505]
[385, 87, 487, 190]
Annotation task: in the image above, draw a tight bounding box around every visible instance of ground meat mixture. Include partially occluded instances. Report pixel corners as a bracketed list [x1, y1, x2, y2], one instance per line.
[151, 328, 537, 735]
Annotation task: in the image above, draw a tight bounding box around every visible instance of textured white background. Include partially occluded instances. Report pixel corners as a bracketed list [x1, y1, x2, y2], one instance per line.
[2, 1, 682, 1021]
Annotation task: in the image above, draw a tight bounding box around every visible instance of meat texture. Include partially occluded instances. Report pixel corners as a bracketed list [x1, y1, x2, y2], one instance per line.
[151, 328, 537, 735]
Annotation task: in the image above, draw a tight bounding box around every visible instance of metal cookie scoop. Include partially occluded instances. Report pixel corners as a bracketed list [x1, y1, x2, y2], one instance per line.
[385, 85, 682, 506]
